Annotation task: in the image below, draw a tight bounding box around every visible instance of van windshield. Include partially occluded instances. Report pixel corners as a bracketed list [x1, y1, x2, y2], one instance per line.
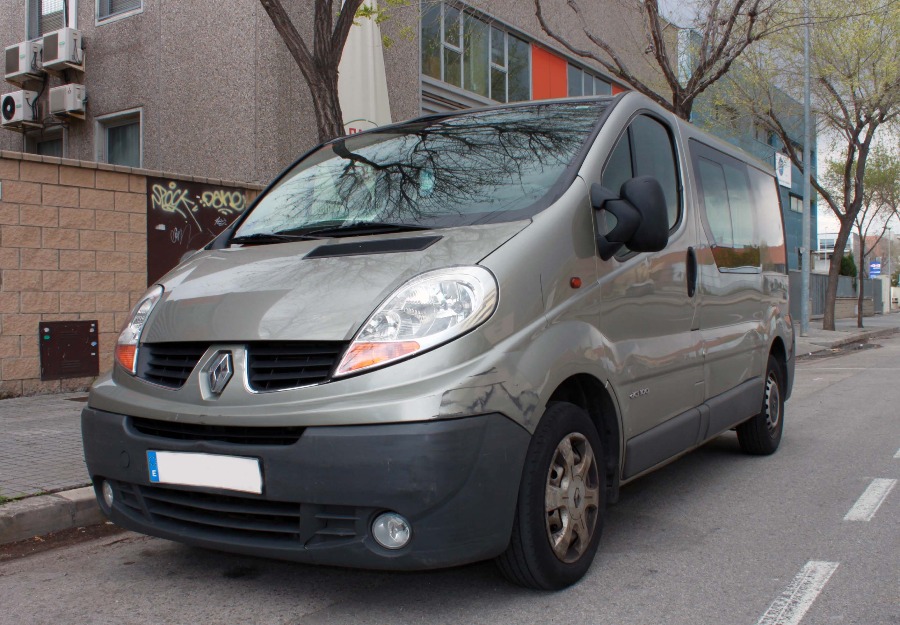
[233, 101, 608, 239]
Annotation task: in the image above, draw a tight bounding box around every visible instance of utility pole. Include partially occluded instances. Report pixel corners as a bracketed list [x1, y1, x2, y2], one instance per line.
[800, 0, 811, 336]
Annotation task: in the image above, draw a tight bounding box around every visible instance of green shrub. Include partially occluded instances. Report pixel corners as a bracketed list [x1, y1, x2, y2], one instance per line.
[840, 254, 857, 277]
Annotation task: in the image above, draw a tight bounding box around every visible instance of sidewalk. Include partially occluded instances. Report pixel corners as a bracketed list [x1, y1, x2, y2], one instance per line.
[2, 312, 900, 545]
[0, 393, 101, 544]
[794, 311, 900, 356]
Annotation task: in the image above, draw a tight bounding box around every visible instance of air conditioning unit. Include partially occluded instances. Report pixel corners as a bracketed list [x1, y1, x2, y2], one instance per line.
[5, 41, 43, 84]
[42, 28, 83, 71]
[1, 90, 39, 128]
[49, 83, 85, 117]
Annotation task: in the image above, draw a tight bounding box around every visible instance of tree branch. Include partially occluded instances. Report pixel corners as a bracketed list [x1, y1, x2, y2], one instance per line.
[258, 0, 315, 81]
[534, 0, 674, 112]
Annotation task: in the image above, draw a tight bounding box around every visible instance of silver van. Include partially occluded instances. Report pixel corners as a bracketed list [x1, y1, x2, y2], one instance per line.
[82, 92, 794, 589]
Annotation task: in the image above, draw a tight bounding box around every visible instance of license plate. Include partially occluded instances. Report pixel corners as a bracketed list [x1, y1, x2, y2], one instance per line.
[147, 451, 262, 494]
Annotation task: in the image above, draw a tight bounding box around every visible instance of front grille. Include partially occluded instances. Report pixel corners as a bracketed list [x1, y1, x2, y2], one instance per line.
[121, 483, 303, 542]
[114, 482, 364, 546]
[137, 343, 208, 389]
[246, 342, 346, 392]
[130, 417, 304, 446]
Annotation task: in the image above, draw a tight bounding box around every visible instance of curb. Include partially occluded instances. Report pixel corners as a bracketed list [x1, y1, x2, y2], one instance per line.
[801, 326, 898, 348]
[826, 327, 899, 348]
[0, 487, 104, 545]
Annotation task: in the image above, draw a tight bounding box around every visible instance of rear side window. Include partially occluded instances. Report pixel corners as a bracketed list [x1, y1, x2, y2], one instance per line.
[602, 114, 681, 231]
[748, 168, 787, 272]
[691, 140, 782, 272]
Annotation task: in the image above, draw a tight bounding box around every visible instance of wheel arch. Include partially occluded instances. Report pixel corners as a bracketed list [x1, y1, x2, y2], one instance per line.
[547, 374, 622, 503]
[769, 336, 787, 381]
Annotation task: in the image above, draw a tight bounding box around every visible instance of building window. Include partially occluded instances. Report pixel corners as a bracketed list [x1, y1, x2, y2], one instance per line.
[567, 64, 611, 97]
[98, 0, 141, 21]
[753, 122, 773, 146]
[27, 0, 66, 40]
[421, 1, 530, 103]
[789, 195, 803, 213]
[25, 128, 64, 157]
[96, 110, 141, 167]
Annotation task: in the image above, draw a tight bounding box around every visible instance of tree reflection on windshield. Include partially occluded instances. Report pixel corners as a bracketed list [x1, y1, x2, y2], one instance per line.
[236, 101, 608, 238]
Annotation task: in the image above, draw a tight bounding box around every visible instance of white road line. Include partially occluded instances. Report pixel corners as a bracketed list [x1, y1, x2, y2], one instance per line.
[844, 478, 897, 522]
[755, 561, 839, 625]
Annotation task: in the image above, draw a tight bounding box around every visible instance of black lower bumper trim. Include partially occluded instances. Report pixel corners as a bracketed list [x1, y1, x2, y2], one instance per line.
[82, 408, 530, 570]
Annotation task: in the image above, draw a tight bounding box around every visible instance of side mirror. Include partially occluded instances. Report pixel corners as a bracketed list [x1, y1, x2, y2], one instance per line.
[591, 176, 670, 260]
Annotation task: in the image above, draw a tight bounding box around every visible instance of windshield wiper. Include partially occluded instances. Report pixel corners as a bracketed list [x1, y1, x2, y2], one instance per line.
[230, 222, 432, 246]
[229, 232, 321, 245]
[303, 221, 433, 238]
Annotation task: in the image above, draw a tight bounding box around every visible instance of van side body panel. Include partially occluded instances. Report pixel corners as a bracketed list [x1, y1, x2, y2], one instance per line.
[576, 100, 705, 443]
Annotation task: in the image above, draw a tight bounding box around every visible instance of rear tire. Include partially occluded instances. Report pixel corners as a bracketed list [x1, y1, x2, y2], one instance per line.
[496, 402, 605, 590]
[737, 355, 784, 455]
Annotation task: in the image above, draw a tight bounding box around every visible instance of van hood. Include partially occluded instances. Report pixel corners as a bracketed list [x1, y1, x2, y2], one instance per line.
[142, 222, 527, 343]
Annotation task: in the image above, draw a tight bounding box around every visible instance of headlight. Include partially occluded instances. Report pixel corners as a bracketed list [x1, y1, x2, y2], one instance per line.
[335, 267, 498, 376]
[115, 285, 164, 374]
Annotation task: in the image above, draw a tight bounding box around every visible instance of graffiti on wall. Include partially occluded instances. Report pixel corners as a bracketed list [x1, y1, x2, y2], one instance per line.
[146, 177, 251, 285]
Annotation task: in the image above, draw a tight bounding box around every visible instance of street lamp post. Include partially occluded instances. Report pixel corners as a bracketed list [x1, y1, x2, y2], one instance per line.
[889, 227, 893, 309]
[800, 0, 811, 336]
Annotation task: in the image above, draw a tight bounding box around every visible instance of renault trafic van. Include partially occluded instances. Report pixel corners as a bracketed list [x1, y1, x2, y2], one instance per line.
[82, 92, 794, 590]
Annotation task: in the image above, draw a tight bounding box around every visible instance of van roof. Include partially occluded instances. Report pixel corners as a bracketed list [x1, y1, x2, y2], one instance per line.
[402, 92, 777, 178]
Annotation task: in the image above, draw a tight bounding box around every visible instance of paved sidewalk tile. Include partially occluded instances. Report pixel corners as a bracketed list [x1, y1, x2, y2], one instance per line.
[0, 393, 90, 500]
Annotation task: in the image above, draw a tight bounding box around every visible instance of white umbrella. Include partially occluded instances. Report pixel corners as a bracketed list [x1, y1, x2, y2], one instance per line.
[338, 1, 393, 135]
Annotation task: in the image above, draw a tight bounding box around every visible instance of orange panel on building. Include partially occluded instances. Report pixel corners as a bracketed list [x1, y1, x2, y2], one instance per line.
[531, 45, 568, 100]
[611, 83, 627, 95]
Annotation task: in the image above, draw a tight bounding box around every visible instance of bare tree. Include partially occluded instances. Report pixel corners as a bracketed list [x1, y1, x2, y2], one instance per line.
[850, 149, 900, 324]
[533, 0, 792, 119]
[728, 0, 900, 329]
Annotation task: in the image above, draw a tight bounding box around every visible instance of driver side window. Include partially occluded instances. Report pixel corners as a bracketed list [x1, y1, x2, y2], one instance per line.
[601, 115, 681, 230]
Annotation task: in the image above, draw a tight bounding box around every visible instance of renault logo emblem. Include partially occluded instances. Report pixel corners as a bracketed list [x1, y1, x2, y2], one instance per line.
[207, 352, 233, 395]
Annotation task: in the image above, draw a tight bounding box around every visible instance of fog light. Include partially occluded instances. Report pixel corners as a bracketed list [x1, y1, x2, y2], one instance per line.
[101, 480, 114, 509]
[372, 512, 411, 550]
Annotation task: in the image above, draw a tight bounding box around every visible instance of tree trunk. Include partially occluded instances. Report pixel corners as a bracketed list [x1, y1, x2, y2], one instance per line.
[823, 224, 854, 330]
[309, 69, 345, 144]
[857, 240, 865, 328]
[673, 96, 693, 122]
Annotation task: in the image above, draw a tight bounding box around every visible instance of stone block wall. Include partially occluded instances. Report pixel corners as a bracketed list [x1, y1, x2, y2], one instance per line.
[0, 151, 262, 397]
[834, 297, 875, 319]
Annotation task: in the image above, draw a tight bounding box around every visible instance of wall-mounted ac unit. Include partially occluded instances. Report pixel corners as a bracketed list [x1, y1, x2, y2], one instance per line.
[49, 83, 85, 117]
[42, 28, 83, 71]
[5, 41, 43, 84]
[1, 90, 39, 128]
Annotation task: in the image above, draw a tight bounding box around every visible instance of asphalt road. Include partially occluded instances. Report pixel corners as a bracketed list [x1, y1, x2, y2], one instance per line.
[1, 339, 897, 625]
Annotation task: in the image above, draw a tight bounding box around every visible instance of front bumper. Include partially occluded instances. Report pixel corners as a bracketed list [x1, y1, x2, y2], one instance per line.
[81, 407, 529, 570]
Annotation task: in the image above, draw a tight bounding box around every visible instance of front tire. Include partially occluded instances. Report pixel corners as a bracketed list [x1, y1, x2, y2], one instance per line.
[737, 355, 785, 455]
[496, 402, 605, 590]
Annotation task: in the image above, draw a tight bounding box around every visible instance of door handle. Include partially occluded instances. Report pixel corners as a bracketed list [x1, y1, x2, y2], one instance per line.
[687, 247, 697, 298]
